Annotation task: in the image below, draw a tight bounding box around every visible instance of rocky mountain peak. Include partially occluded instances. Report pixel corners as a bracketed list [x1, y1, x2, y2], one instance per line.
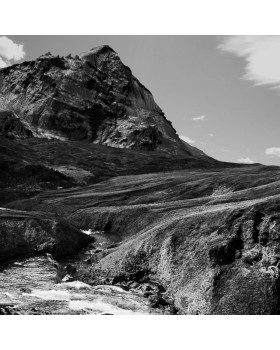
[87, 44, 117, 55]
[0, 45, 207, 158]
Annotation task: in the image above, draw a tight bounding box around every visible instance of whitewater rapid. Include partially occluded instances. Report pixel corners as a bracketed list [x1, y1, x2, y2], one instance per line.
[0, 256, 158, 315]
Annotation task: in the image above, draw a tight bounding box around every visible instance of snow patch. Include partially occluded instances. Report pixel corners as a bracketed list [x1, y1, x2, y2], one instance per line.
[35, 129, 67, 141]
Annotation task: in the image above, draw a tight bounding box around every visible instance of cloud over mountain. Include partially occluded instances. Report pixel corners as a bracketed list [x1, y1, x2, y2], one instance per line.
[236, 157, 254, 164]
[0, 36, 26, 68]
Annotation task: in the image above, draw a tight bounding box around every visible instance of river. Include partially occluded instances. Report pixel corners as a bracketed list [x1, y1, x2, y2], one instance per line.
[0, 255, 163, 315]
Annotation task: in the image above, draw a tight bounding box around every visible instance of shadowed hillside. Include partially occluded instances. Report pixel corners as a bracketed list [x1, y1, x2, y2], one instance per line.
[0, 135, 224, 205]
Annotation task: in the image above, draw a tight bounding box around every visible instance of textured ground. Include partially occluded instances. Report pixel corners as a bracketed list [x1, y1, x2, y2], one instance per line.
[6, 159, 280, 314]
[0, 135, 223, 205]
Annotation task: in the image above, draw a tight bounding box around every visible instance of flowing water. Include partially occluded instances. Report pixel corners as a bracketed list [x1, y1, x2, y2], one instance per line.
[0, 256, 161, 315]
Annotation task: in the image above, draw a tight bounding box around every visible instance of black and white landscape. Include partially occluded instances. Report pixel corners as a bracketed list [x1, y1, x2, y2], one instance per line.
[2, 36, 280, 315]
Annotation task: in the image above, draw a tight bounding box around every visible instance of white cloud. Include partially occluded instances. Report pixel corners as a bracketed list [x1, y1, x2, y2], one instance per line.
[209, 133, 214, 137]
[0, 56, 8, 68]
[265, 147, 280, 157]
[236, 157, 254, 164]
[192, 115, 206, 121]
[0, 36, 25, 68]
[179, 135, 196, 144]
[218, 35, 280, 88]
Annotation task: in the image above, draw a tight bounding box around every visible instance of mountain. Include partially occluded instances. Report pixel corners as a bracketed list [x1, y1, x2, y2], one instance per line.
[0, 45, 218, 205]
[0, 45, 206, 158]
[2, 45, 280, 315]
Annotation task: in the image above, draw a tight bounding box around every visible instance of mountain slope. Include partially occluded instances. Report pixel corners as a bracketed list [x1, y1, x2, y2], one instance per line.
[0, 135, 225, 205]
[0, 45, 206, 158]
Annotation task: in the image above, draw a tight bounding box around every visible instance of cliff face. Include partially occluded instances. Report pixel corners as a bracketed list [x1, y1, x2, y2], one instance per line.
[0, 208, 89, 261]
[0, 111, 33, 139]
[0, 45, 205, 157]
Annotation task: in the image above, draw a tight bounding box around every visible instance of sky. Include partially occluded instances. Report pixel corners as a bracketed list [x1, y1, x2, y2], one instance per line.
[1, 35, 280, 166]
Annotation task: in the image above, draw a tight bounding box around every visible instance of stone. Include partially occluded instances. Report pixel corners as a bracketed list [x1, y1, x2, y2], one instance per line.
[130, 282, 140, 289]
[62, 274, 74, 282]
[0, 111, 33, 139]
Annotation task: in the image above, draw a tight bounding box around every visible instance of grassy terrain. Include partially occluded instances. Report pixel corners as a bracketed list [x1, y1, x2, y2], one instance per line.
[5, 153, 280, 314]
[3, 135, 280, 314]
[0, 135, 237, 205]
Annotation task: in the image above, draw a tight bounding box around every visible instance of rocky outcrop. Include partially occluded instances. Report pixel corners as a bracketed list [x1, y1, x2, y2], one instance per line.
[76, 200, 280, 315]
[0, 46, 206, 157]
[0, 110, 33, 139]
[0, 208, 90, 261]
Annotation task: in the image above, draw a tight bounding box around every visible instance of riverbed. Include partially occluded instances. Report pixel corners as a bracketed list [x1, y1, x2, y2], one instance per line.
[0, 255, 162, 315]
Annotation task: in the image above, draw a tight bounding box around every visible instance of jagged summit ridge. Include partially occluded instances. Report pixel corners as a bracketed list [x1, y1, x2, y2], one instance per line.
[86, 45, 117, 55]
[0, 45, 206, 157]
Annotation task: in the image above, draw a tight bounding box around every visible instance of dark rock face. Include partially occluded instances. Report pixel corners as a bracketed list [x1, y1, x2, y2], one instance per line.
[0, 111, 33, 139]
[0, 46, 204, 157]
[0, 209, 89, 261]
